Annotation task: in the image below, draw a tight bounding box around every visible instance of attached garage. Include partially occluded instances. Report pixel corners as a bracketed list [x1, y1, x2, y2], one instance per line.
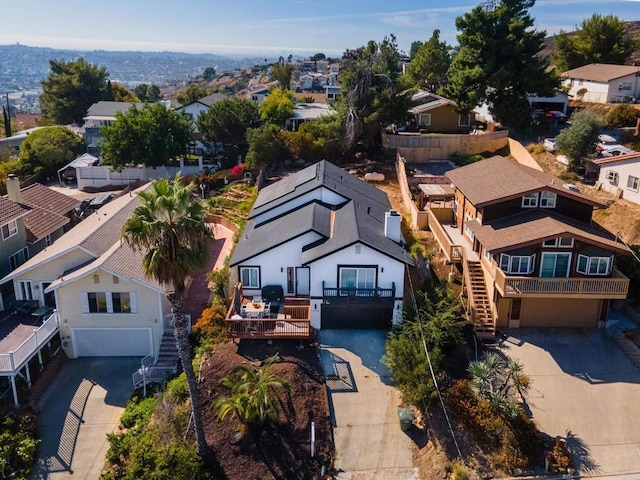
[71, 328, 153, 357]
[516, 298, 604, 328]
[321, 303, 392, 329]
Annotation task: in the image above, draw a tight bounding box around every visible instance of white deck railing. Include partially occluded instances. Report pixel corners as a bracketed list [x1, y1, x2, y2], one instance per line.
[0, 311, 60, 375]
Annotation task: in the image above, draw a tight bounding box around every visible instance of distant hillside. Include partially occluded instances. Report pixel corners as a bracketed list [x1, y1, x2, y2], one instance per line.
[541, 20, 640, 69]
[0, 43, 270, 93]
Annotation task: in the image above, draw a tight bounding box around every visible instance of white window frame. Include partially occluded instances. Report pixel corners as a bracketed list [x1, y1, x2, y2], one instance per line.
[339, 267, 376, 293]
[522, 193, 539, 208]
[543, 237, 574, 248]
[627, 176, 639, 192]
[458, 114, 471, 127]
[607, 171, 618, 183]
[577, 255, 613, 276]
[540, 252, 572, 278]
[9, 247, 29, 270]
[45, 234, 53, 246]
[618, 82, 632, 91]
[418, 113, 431, 126]
[499, 254, 535, 274]
[540, 191, 557, 208]
[18, 280, 34, 301]
[239, 266, 260, 289]
[81, 292, 137, 314]
[1, 219, 18, 240]
[483, 248, 492, 264]
[464, 213, 475, 240]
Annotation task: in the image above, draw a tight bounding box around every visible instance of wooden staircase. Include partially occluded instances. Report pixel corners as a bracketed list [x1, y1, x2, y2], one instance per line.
[465, 260, 496, 339]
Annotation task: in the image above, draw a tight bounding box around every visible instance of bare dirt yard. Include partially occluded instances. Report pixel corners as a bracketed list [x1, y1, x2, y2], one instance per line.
[200, 339, 333, 480]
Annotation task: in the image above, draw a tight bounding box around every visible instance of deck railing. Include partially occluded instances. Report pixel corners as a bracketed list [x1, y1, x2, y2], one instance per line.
[427, 210, 463, 263]
[322, 284, 395, 299]
[494, 267, 630, 299]
[0, 311, 60, 374]
[225, 292, 311, 340]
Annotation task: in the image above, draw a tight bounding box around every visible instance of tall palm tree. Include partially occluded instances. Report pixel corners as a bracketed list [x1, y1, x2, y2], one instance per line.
[122, 174, 212, 458]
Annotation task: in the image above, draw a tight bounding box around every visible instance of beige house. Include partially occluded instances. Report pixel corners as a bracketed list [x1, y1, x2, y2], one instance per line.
[562, 63, 640, 103]
[1, 185, 173, 358]
[428, 156, 630, 337]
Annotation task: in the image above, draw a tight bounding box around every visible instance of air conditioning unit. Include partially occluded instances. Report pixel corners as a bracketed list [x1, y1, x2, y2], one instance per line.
[606, 171, 618, 183]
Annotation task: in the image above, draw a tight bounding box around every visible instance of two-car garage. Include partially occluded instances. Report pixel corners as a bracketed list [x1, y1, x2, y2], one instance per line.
[70, 328, 154, 357]
[321, 302, 393, 330]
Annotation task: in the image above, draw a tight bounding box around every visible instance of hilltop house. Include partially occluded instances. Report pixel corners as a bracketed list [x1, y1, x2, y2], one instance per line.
[226, 160, 411, 338]
[410, 91, 475, 133]
[82, 101, 144, 155]
[562, 63, 640, 103]
[427, 156, 630, 337]
[589, 151, 640, 205]
[0, 185, 175, 359]
[175, 93, 227, 133]
[0, 175, 79, 310]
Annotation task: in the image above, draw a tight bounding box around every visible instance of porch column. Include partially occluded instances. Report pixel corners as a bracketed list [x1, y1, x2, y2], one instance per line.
[11, 375, 18, 407]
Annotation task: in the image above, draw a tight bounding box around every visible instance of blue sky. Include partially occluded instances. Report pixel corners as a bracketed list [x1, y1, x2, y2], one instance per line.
[1, 0, 638, 57]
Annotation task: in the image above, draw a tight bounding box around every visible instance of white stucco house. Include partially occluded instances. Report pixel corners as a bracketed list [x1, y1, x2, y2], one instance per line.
[591, 152, 640, 205]
[0, 185, 174, 358]
[562, 63, 640, 104]
[285, 103, 335, 131]
[229, 160, 412, 331]
[175, 93, 227, 133]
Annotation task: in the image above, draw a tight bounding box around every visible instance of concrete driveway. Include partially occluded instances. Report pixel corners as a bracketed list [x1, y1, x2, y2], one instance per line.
[30, 357, 141, 480]
[499, 329, 640, 478]
[319, 330, 418, 480]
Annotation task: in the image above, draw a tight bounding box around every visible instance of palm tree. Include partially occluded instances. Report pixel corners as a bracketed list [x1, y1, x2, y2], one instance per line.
[214, 354, 290, 437]
[122, 174, 213, 458]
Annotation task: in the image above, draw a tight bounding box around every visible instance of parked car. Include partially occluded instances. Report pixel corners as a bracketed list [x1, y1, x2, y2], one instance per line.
[599, 146, 636, 158]
[543, 137, 557, 152]
[545, 111, 567, 123]
[596, 134, 619, 151]
[89, 193, 116, 210]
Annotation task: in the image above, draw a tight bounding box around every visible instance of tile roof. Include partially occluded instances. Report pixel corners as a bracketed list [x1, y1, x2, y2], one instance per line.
[21, 183, 79, 216]
[446, 156, 604, 208]
[468, 210, 630, 254]
[562, 63, 640, 83]
[0, 197, 30, 224]
[24, 206, 69, 243]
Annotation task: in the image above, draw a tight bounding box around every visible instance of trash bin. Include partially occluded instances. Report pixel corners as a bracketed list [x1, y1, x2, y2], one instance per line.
[398, 408, 414, 431]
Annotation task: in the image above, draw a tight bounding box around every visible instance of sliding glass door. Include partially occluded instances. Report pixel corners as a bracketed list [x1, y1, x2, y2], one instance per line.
[540, 252, 571, 278]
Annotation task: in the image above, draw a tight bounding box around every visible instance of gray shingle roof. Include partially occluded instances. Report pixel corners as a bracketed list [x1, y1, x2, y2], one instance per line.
[198, 93, 227, 107]
[469, 210, 630, 254]
[85, 101, 143, 118]
[446, 156, 603, 207]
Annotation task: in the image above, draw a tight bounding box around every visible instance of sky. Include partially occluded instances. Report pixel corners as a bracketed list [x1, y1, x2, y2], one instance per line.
[1, 0, 638, 57]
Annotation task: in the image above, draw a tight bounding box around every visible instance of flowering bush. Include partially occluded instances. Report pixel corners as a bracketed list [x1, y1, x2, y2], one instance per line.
[230, 163, 246, 178]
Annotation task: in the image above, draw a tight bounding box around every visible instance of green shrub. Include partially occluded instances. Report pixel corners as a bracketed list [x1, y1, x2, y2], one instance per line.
[607, 104, 640, 128]
[450, 152, 484, 166]
[119, 395, 156, 430]
[0, 413, 40, 480]
[165, 374, 190, 404]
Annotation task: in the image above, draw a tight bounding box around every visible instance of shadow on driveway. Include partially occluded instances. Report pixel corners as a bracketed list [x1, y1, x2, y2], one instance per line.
[31, 357, 141, 480]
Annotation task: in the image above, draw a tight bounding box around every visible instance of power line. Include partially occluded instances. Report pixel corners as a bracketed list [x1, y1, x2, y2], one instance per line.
[403, 251, 464, 461]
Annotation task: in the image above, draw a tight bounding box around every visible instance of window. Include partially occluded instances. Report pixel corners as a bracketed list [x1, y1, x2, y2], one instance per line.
[483, 248, 492, 264]
[627, 176, 639, 192]
[240, 266, 260, 289]
[458, 114, 471, 127]
[619, 82, 632, 91]
[522, 193, 539, 208]
[45, 234, 53, 246]
[113, 276, 119, 284]
[540, 252, 571, 277]
[464, 213, 475, 240]
[499, 254, 535, 274]
[607, 171, 618, 183]
[287, 267, 294, 293]
[577, 255, 613, 275]
[540, 191, 557, 208]
[418, 113, 431, 126]
[111, 293, 132, 313]
[543, 237, 573, 248]
[82, 292, 137, 313]
[9, 247, 28, 270]
[93, 274, 100, 284]
[87, 292, 107, 313]
[18, 280, 33, 301]
[1, 220, 18, 240]
[339, 267, 376, 293]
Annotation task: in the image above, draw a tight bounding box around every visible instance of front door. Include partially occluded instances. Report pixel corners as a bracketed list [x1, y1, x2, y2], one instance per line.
[296, 267, 310, 296]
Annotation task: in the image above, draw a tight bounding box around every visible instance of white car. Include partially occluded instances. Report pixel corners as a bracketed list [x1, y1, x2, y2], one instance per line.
[599, 146, 636, 158]
[543, 137, 557, 152]
[596, 134, 619, 151]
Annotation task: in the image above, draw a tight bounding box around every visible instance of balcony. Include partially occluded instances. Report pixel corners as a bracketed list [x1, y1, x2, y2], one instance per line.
[494, 268, 630, 299]
[225, 285, 311, 340]
[322, 282, 396, 305]
[427, 210, 468, 263]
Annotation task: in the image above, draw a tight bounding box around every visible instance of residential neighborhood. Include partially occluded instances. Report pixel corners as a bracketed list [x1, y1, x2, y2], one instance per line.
[1, 2, 640, 480]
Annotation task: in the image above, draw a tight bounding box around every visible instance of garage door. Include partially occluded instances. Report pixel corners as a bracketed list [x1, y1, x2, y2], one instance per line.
[72, 328, 153, 357]
[321, 304, 392, 329]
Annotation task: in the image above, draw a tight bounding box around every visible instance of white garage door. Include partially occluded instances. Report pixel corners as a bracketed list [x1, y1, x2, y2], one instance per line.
[72, 328, 153, 357]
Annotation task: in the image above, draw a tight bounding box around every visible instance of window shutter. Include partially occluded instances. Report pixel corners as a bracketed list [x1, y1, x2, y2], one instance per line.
[130, 292, 137, 313]
[81, 292, 89, 313]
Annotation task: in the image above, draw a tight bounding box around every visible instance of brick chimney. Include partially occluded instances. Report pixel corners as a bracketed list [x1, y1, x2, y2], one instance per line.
[384, 210, 402, 244]
[6, 174, 22, 203]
